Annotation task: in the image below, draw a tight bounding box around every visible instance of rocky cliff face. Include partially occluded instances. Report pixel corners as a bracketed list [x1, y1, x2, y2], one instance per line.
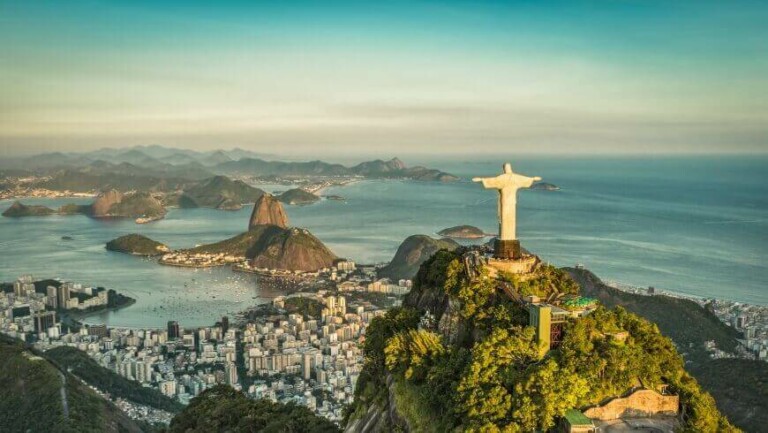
[109, 191, 166, 219]
[344, 374, 410, 433]
[249, 193, 289, 229]
[250, 227, 337, 271]
[90, 189, 124, 217]
[378, 235, 459, 280]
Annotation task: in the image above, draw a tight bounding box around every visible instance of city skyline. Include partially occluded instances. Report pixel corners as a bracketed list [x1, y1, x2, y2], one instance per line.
[2, 0, 767, 156]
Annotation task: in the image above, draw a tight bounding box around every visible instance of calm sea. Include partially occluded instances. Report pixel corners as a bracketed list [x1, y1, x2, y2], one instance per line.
[1, 156, 765, 327]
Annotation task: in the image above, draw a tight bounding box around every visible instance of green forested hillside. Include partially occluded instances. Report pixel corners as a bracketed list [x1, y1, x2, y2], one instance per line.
[0, 335, 146, 433]
[168, 385, 340, 433]
[46, 346, 184, 414]
[347, 249, 738, 432]
[567, 267, 767, 433]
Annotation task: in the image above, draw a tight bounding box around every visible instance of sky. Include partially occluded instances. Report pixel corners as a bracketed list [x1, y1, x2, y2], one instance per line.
[1, 0, 767, 157]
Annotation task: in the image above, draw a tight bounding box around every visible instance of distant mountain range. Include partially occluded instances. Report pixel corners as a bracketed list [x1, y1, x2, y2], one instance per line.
[1, 145, 458, 186]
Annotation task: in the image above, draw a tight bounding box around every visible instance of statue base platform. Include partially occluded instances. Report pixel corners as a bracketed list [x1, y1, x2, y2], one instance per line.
[487, 255, 539, 278]
[495, 239, 521, 259]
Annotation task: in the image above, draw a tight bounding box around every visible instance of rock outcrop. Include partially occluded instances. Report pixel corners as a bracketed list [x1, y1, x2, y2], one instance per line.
[249, 193, 289, 229]
[90, 189, 124, 217]
[89, 190, 166, 220]
[378, 235, 459, 281]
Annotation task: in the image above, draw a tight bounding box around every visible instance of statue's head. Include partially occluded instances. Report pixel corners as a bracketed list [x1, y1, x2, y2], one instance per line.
[503, 162, 512, 174]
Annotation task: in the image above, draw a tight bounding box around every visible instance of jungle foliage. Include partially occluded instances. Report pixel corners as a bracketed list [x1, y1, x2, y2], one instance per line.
[350, 249, 739, 432]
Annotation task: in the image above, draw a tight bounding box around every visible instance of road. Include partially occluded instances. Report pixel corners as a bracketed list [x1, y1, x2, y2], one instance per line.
[58, 371, 69, 419]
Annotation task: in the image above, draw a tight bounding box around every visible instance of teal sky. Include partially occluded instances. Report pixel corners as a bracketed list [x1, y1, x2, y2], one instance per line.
[1, 0, 766, 156]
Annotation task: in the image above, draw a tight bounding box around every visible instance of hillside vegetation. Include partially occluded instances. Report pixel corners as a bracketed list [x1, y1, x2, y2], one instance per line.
[347, 249, 738, 432]
[46, 346, 184, 414]
[567, 267, 766, 432]
[106, 234, 170, 256]
[0, 335, 145, 433]
[378, 235, 459, 281]
[188, 225, 337, 271]
[168, 385, 340, 433]
[178, 175, 265, 209]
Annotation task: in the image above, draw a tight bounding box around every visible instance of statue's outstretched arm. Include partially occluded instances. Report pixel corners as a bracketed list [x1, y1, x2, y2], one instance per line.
[515, 174, 541, 187]
[471, 177, 483, 182]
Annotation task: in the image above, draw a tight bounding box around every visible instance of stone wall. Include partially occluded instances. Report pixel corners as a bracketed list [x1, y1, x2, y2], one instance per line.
[487, 255, 539, 279]
[584, 389, 679, 420]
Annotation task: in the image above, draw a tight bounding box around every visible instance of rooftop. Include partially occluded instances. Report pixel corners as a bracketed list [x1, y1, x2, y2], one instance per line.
[564, 409, 594, 427]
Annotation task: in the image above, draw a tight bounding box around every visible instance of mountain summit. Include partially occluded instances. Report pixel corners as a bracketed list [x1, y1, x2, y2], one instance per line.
[249, 193, 289, 230]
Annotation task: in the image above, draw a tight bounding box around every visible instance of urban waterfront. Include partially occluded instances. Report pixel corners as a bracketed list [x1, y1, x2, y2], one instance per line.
[1, 157, 765, 329]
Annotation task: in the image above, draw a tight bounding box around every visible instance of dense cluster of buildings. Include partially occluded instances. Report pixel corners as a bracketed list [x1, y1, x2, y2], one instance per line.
[239, 293, 385, 422]
[159, 252, 242, 268]
[604, 279, 768, 362]
[1, 276, 114, 341]
[703, 298, 768, 361]
[336, 277, 412, 295]
[2, 274, 392, 426]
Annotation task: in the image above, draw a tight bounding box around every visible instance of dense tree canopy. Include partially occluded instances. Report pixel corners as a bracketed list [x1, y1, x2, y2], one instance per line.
[350, 252, 739, 432]
[169, 385, 339, 433]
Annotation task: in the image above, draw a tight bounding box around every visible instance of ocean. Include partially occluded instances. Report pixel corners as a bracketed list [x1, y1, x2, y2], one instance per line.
[1, 156, 766, 327]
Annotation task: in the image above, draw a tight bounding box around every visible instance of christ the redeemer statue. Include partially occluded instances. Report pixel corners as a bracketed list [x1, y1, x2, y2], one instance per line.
[473, 163, 540, 259]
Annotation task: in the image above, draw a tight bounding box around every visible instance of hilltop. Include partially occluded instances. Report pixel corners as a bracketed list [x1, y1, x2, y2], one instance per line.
[345, 248, 738, 432]
[178, 175, 265, 209]
[249, 193, 289, 229]
[378, 235, 459, 281]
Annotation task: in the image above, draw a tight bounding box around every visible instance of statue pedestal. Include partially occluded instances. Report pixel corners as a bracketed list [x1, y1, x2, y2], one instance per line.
[495, 239, 521, 259]
[487, 255, 539, 280]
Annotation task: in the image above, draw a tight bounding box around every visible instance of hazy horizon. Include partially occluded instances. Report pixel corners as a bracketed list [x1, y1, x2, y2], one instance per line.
[2, 1, 767, 157]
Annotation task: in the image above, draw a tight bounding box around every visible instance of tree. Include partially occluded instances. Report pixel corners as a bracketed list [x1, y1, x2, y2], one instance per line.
[457, 327, 539, 429]
[510, 359, 588, 431]
[385, 329, 446, 381]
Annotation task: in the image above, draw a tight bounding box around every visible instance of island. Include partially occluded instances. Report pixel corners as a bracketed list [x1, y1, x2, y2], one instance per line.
[277, 188, 320, 205]
[531, 181, 560, 191]
[437, 224, 488, 239]
[106, 234, 171, 256]
[1, 201, 56, 217]
[324, 194, 346, 201]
